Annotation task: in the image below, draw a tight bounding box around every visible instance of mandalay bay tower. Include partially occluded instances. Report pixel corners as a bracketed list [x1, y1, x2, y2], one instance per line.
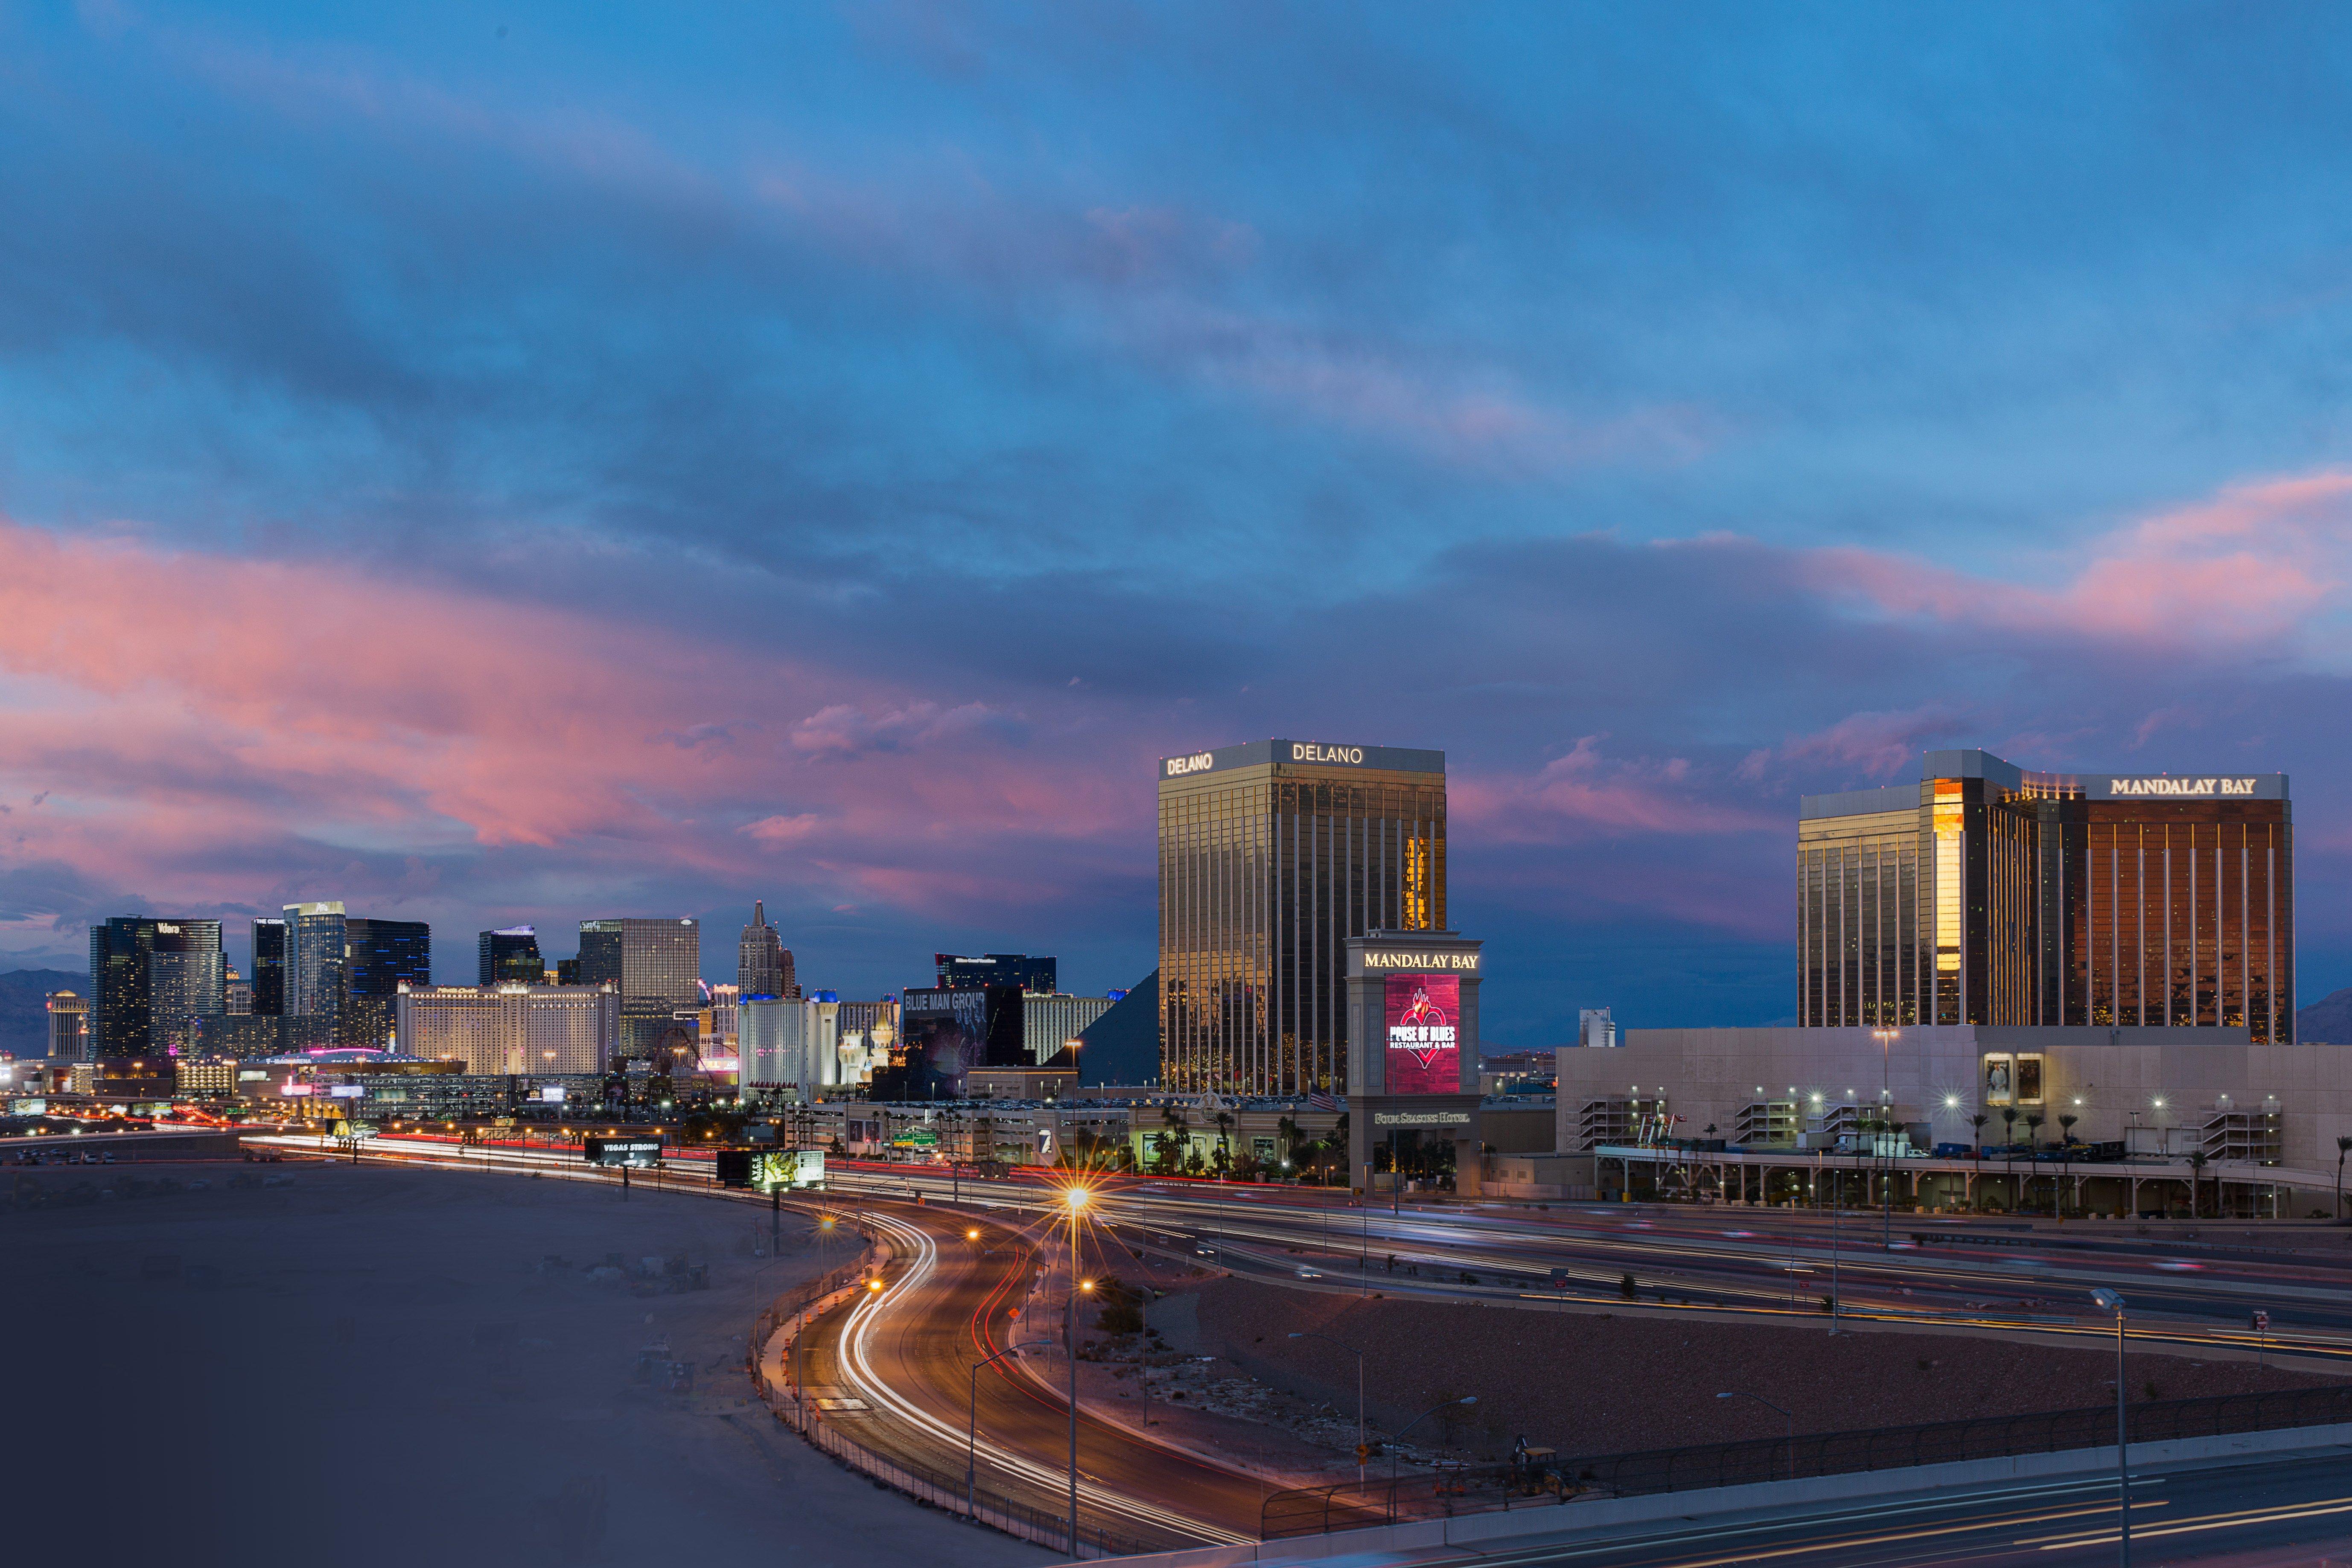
[1800, 749, 2292, 1041]
[1158, 739, 1446, 1095]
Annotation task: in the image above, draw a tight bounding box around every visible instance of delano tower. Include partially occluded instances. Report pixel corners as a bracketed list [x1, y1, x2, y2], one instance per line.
[1157, 739, 1446, 1095]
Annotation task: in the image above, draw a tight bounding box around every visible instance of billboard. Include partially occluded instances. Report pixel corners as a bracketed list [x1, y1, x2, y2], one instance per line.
[583, 1135, 663, 1167]
[884, 988, 992, 1098]
[1383, 974, 1460, 1096]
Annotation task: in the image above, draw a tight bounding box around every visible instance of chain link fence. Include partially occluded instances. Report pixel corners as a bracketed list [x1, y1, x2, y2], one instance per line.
[1263, 1382, 2352, 1539]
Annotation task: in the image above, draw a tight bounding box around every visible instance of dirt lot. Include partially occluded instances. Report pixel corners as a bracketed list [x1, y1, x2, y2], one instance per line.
[1105, 1270, 2346, 1464]
[2, 1160, 1048, 1568]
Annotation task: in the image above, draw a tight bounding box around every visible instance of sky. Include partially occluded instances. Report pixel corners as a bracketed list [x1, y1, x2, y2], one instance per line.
[6, 2, 2352, 1042]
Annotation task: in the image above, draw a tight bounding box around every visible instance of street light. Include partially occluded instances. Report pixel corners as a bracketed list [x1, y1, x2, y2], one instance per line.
[1060, 1182, 1091, 1554]
[1289, 1332, 1367, 1486]
[1716, 1390, 1796, 1481]
[1871, 1028, 1898, 1246]
[968, 1340, 1056, 1521]
[1387, 1396, 1477, 1521]
[2090, 1288, 2131, 1568]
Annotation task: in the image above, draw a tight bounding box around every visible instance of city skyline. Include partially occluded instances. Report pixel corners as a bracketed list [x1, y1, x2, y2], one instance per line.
[11, 9, 2352, 1044]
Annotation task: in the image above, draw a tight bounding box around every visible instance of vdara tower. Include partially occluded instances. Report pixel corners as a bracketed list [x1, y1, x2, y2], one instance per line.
[1157, 739, 1446, 1095]
[1799, 749, 2292, 1041]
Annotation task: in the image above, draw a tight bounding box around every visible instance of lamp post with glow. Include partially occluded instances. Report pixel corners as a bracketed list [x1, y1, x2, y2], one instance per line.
[1289, 1331, 1367, 1486]
[968, 1339, 1056, 1521]
[2090, 1288, 2131, 1568]
[1061, 1184, 1093, 1556]
[1871, 1028, 1898, 1246]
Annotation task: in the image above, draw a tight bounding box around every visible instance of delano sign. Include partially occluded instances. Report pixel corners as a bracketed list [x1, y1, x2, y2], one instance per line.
[2108, 777, 2262, 798]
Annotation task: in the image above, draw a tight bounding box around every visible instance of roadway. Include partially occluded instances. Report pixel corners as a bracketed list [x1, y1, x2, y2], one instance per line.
[794, 1199, 1274, 1553]
[1340, 1444, 2352, 1567]
[815, 1163, 2352, 1365]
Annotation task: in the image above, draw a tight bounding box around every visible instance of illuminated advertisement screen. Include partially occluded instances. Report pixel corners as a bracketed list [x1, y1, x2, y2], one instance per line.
[1383, 973, 1460, 1096]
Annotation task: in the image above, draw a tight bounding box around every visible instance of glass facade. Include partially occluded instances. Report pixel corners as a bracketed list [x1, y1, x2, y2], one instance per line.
[87, 917, 224, 1058]
[579, 918, 701, 1056]
[251, 918, 287, 1016]
[1158, 743, 1446, 1095]
[284, 902, 348, 1022]
[478, 926, 544, 986]
[1799, 752, 2293, 1042]
[346, 917, 431, 1048]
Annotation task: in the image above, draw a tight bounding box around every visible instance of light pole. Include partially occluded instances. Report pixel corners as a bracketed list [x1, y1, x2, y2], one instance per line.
[1062, 1184, 1092, 1557]
[2090, 1288, 2130, 1568]
[1716, 1390, 1796, 1482]
[1871, 1028, 1898, 1247]
[1387, 1396, 1478, 1522]
[968, 1340, 1055, 1521]
[1289, 1332, 1367, 1487]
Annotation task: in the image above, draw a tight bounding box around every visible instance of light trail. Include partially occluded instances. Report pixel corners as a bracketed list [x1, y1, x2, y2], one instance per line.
[831, 1204, 1253, 1546]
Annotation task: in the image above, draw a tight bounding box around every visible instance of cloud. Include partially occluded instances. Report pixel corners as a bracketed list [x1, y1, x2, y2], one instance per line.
[1810, 471, 2352, 661]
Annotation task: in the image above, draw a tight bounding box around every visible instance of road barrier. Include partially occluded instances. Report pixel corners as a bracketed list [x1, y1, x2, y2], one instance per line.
[1261, 1382, 2352, 1539]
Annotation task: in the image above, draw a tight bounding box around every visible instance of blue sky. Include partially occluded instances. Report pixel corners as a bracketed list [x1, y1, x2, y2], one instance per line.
[5, 2, 2352, 1040]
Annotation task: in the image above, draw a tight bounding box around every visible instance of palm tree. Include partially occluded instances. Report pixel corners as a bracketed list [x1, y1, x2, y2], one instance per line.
[1212, 1111, 1235, 1178]
[2187, 1149, 2209, 1219]
[1276, 1113, 1302, 1177]
[2023, 1114, 2046, 1213]
[2059, 1113, 2079, 1219]
[2001, 1108, 2020, 1212]
[2337, 1136, 2352, 1220]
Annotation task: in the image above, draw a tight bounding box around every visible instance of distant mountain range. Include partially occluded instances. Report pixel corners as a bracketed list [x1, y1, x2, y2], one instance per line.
[2299, 987, 2352, 1044]
[0, 969, 85, 1057]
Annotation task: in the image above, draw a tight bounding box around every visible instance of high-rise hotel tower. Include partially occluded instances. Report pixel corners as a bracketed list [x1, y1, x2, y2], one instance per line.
[1157, 739, 1446, 1094]
[1800, 749, 2292, 1040]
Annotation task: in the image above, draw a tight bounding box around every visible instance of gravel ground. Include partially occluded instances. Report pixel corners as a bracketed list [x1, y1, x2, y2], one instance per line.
[1164, 1275, 2345, 1463]
[3, 1160, 1049, 1568]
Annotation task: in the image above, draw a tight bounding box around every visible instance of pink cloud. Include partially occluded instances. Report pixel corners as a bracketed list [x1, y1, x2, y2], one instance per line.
[1809, 469, 2352, 653]
[1453, 736, 1773, 844]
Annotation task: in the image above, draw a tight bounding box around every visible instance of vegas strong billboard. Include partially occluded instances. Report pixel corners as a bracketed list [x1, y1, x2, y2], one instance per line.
[1382, 973, 1460, 1095]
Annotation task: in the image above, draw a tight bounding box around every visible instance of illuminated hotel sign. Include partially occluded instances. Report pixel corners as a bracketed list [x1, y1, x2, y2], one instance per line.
[1160, 739, 1446, 780]
[1360, 950, 1479, 972]
[2107, 777, 2261, 798]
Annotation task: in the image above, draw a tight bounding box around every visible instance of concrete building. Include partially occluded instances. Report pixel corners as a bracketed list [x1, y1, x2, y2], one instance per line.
[1022, 993, 1116, 1064]
[1158, 738, 1448, 1096]
[1554, 1025, 2352, 1215]
[737, 901, 795, 999]
[1800, 750, 2293, 1039]
[393, 982, 620, 1074]
[741, 996, 844, 1101]
[45, 991, 87, 1060]
[1344, 930, 1484, 1193]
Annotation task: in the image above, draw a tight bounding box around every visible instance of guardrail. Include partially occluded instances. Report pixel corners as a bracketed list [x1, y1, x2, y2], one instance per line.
[1262, 1382, 2352, 1539]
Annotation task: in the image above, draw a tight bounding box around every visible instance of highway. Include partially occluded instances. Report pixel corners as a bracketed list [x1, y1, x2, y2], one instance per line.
[1356, 1445, 2352, 1567]
[814, 1162, 2352, 1364]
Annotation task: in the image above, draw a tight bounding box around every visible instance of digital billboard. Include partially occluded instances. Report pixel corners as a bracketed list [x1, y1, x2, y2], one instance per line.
[1382, 973, 1460, 1096]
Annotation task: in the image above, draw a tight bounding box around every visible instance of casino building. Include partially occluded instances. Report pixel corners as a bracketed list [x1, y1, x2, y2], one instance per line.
[1157, 739, 1447, 1096]
[1800, 749, 2292, 1042]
